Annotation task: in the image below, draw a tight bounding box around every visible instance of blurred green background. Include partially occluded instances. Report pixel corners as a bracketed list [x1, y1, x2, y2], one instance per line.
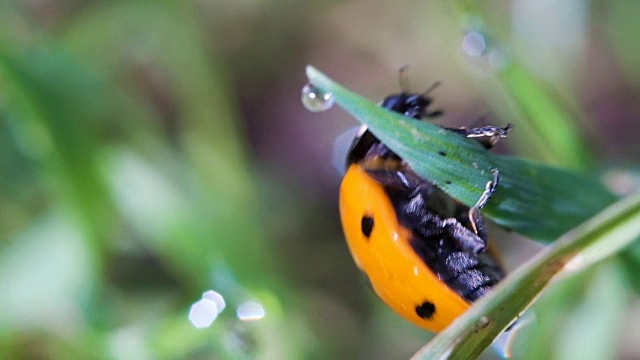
[1, 1, 640, 359]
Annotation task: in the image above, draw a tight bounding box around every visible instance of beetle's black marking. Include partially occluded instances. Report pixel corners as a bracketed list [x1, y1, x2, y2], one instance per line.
[415, 301, 436, 319]
[361, 215, 374, 238]
[444, 180, 452, 185]
[438, 150, 447, 157]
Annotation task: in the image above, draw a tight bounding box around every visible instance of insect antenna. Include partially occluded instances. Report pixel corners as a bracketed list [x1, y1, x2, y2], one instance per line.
[398, 64, 411, 93]
[423, 81, 441, 96]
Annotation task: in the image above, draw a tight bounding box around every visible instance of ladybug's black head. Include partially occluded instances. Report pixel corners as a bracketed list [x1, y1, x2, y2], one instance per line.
[380, 93, 441, 119]
[381, 93, 431, 119]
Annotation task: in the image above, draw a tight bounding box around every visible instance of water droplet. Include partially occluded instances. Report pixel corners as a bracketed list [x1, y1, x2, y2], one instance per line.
[189, 298, 219, 328]
[236, 301, 266, 321]
[301, 83, 334, 112]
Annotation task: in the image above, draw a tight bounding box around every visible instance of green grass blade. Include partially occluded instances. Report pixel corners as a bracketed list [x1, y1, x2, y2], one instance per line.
[485, 155, 617, 242]
[305, 66, 617, 241]
[411, 192, 640, 359]
[0, 46, 115, 258]
[306, 65, 497, 207]
[497, 64, 591, 169]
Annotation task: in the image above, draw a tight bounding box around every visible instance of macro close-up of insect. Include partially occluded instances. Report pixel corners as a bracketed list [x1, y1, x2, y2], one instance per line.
[2, 1, 640, 359]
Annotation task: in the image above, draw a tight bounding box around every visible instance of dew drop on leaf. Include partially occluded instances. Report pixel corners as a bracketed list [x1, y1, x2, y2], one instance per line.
[301, 83, 334, 112]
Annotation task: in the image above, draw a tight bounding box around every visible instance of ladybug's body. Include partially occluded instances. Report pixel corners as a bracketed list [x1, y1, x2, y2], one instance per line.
[339, 90, 511, 332]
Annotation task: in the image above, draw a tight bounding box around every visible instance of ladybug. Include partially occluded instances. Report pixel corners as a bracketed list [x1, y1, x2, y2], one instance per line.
[339, 87, 512, 332]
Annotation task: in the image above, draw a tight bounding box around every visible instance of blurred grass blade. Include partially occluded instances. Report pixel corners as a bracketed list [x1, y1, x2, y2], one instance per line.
[498, 64, 591, 169]
[449, 2, 591, 169]
[0, 46, 114, 257]
[554, 261, 628, 360]
[306, 66, 616, 241]
[61, 1, 279, 291]
[411, 192, 640, 359]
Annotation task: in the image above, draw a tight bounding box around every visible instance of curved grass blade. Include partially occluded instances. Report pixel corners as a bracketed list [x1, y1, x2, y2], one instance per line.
[305, 66, 617, 240]
[411, 192, 640, 359]
[306, 65, 497, 208]
[485, 155, 617, 242]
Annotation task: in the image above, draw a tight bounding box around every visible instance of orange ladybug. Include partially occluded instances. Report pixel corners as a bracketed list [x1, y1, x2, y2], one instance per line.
[339, 89, 512, 332]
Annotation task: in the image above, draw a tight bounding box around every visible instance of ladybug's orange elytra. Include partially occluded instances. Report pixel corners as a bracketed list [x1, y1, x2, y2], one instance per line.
[340, 164, 471, 331]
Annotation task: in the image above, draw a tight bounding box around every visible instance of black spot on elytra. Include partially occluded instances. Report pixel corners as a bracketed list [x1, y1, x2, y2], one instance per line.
[444, 180, 452, 185]
[361, 215, 374, 238]
[415, 301, 436, 319]
[438, 150, 447, 156]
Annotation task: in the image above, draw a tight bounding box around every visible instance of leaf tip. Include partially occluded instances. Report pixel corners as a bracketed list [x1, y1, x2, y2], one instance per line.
[305, 65, 319, 81]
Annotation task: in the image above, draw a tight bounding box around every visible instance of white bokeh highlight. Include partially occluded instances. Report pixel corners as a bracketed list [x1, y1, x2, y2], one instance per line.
[236, 301, 266, 322]
[189, 290, 226, 329]
[202, 290, 226, 313]
[462, 31, 487, 57]
[189, 299, 219, 329]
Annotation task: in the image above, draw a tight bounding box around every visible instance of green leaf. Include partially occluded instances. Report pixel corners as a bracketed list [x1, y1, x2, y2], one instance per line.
[306, 65, 497, 207]
[305, 66, 617, 241]
[411, 192, 640, 359]
[485, 155, 617, 242]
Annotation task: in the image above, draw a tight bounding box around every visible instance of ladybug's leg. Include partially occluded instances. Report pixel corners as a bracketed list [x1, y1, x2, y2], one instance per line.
[474, 169, 500, 210]
[425, 109, 443, 118]
[466, 208, 488, 245]
[441, 218, 486, 255]
[464, 169, 500, 251]
[449, 124, 513, 149]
